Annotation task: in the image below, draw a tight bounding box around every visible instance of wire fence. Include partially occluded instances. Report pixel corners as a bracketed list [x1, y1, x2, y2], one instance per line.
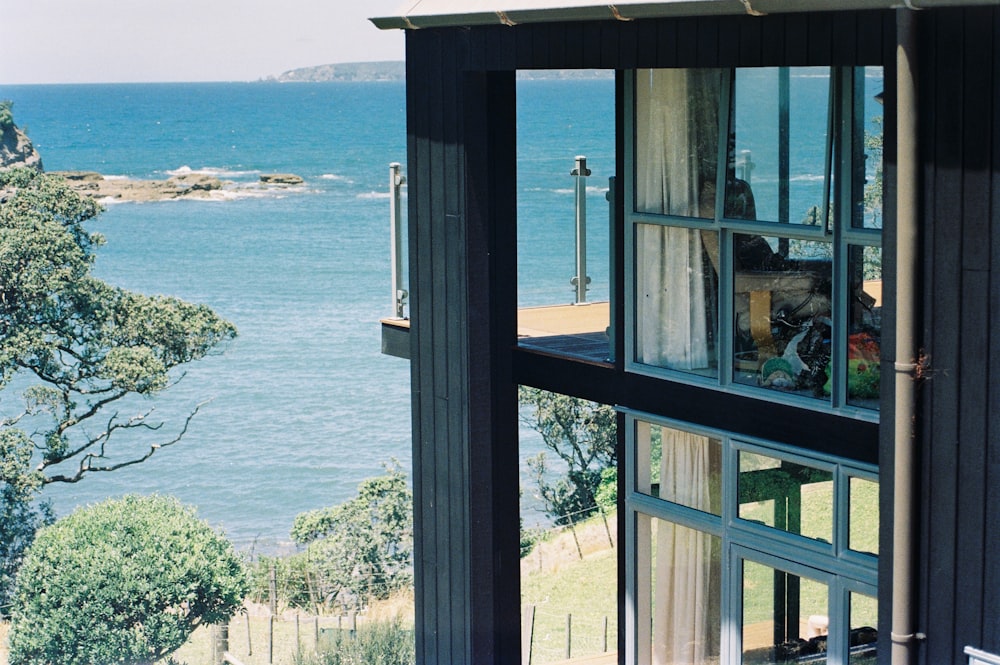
[177, 610, 410, 665]
[520, 507, 618, 665]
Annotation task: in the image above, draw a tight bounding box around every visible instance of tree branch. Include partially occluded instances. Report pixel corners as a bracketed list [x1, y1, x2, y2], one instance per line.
[41, 401, 208, 484]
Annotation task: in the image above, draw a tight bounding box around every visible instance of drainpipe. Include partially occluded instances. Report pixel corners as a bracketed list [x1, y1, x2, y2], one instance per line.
[891, 7, 922, 665]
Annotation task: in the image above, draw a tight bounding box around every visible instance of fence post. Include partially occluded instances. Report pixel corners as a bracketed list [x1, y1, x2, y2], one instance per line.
[603, 615, 609, 652]
[245, 613, 253, 656]
[571, 156, 592, 304]
[521, 605, 536, 665]
[268, 615, 274, 664]
[314, 615, 320, 652]
[268, 564, 277, 617]
[565, 511, 584, 560]
[565, 613, 573, 660]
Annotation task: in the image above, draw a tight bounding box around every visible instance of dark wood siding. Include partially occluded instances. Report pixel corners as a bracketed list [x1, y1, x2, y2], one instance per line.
[915, 8, 1000, 664]
[403, 10, 896, 665]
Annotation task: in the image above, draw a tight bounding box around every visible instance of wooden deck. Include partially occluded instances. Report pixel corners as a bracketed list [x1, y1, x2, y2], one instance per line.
[381, 301, 611, 362]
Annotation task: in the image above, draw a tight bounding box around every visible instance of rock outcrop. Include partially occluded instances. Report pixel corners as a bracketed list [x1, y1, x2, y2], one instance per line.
[51, 171, 307, 202]
[1, 121, 44, 172]
[52, 171, 228, 202]
[260, 173, 304, 185]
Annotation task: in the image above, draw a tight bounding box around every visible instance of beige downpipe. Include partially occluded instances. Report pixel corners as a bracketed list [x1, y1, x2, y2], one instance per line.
[891, 7, 923, 665]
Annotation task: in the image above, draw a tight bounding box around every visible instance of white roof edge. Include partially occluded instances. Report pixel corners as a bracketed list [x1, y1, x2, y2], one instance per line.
[371, 0, 1000, 30]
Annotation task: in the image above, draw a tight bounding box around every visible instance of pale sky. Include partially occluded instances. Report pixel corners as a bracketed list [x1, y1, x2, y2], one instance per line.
[0, 0, 406, 84]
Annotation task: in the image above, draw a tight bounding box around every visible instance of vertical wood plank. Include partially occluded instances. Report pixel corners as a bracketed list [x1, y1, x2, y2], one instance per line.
[923, 10, 964, 665]
[986, 7, 1000, 652]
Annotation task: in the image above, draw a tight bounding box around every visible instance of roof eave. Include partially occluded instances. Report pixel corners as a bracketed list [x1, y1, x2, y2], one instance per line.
[371, 0, 1000, 30]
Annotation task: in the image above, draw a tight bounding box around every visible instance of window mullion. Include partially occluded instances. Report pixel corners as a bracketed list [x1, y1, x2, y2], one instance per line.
[718, 69, 734, 387]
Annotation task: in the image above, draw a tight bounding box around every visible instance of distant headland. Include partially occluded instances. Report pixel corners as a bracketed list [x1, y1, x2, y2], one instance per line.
[263, 61, 614, 83]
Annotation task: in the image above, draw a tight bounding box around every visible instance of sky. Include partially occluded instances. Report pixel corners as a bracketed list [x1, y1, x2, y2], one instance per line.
[0, 0, 407, 84]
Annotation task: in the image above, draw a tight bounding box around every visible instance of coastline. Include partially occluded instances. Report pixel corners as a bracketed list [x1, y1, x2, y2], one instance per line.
[52, 170, 305, 203]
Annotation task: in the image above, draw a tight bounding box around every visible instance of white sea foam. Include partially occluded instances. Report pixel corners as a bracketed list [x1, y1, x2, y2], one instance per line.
[357, 191, 392, 200]
[320, 173, 352, 183]
[165, 165, 261, 178]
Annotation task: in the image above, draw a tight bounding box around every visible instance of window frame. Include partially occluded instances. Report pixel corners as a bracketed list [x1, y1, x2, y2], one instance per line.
[623, 66, 883, 419]
[624, 410, 878, 665]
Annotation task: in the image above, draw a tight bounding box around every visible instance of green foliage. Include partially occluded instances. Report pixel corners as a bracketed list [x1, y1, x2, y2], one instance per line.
[248, 554, 315, 611]
[0, 430, 52, 616]
[0, 168, 236, 604]
[291, 463, 413, 610]
[8, 495, 249, 665]
[594, 466, 617, 510]
[519, 387, 616, 525]
[296, 618, 414, 665]
[0, 101, 14, 131]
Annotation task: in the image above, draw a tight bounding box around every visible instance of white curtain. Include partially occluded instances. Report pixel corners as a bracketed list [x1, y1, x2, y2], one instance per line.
[653, 428, 717, 665]
[633, 68, 722, 664]
[635, 69, 719, 372]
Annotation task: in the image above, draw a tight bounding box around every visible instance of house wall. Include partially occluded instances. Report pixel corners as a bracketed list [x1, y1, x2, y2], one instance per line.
[402, 10, 908, 665]
[914, 7, 1000, 664]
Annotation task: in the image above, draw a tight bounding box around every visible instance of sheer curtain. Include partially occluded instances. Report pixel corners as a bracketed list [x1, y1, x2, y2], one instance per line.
[635, 68, 720, 372]
[633, 68, 722, 664]
[653, 428, 718, 665]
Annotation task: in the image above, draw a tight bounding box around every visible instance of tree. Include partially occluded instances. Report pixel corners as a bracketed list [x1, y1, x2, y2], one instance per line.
[0, 167, 237, 609]
[291, 463, 412, 610]
[519, 387, 617, 525]
[8, 494, 249, 665]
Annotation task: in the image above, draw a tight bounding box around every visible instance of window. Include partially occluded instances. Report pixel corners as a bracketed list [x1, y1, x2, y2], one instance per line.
[625, 414, 878, 665]
[626, 67, 883, 412]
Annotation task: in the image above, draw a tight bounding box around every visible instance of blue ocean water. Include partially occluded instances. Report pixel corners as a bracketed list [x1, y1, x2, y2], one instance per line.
[2, 79, 615, 550]
[4, 73, 874, 549]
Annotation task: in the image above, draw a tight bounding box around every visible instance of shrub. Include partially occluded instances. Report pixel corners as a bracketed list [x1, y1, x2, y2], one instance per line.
[8, 494, 249, 665]
[296, 618, 414, 665]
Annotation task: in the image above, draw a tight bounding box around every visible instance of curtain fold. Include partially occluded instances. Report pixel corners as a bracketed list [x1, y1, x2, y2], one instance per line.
[634, 69, 720, 373]
[634, 68, 723, 664]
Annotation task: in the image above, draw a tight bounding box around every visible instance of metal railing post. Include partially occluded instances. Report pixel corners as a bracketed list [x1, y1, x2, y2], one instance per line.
[571, 155, 591, 304]
[607, 175, 616, 362]
[389, 162, 408, 319]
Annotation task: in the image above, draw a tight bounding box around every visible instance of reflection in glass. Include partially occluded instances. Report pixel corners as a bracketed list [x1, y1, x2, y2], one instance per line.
[849, 477, 879, 556]
[635, 69, 723, 218]
[742, 560, 829, 664]
[847, 245, 882, 408]
[858, 66, 885, 230]
[635, 421, 722, 515]
[738, 451, 833, 544]
[732, 235, 832, 397]
[635, 226, 719, 376]
[849, 593, 879, 663]
[728, 68, 832, 226]
[638, 516, 721, 665]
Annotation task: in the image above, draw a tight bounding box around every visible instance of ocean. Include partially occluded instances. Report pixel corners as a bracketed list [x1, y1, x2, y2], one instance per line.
[1, 78, 616, 551]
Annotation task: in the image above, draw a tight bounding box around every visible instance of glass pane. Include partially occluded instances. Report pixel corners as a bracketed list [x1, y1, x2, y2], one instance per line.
[517, 72, 614, 362]
[732, 235, 832, 398]
[728, 68, 832, 226]
[640, 516, 721, 665]
[635, 225, 719, 377]
[857, 66, 885, 230]
[847, 245, 882, 408]
[849, 593, 879, 663]
[849, 477, 879, 556]
[520, 387, 618, 664]
[738, 451, 834, 544]
[635, 421, 722, 515]
[742, 560, 829, 664]
[635, 68, 723, 218]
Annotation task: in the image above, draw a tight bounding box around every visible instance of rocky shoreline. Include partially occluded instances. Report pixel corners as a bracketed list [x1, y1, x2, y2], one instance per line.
[51, 171, 306, 203]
